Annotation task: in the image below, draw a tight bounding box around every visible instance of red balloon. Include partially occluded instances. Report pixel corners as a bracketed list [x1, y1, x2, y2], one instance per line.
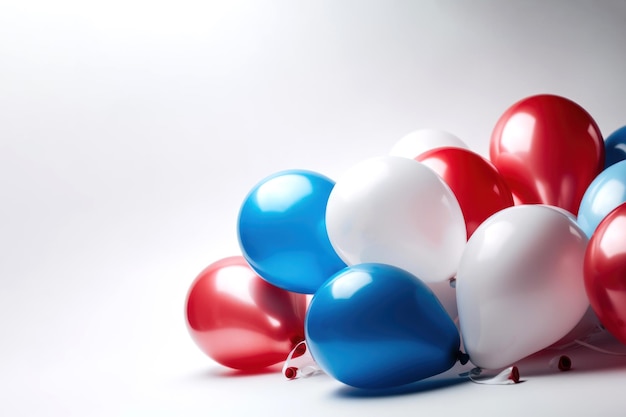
[584, 203, 626, 345]
[417, 147, 514, 238]
[490, 94, 604, 215]
[185, 256, 307, 370]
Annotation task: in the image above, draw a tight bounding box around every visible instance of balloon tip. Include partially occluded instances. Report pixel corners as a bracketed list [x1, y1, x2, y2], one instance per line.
[458, 351, 470, 365]
[285, 367, 298, 380]
[467, 366, 521, 385]
[549, 354, 572, 371]
[292, 341, 307, 358]
[558, 355, 571, 372]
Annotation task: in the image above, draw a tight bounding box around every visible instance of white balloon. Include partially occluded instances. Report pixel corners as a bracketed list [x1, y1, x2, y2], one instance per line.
[326, 156, 466, 284]
[389, 129, 468, 160]
[548, 306, 602, 350]
[456, 205, 589, 370]
[427, 279, 458, 320]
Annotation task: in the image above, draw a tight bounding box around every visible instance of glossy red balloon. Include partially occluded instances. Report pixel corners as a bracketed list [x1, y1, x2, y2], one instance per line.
[584, 203, 626, 345]
[185, 256, 307, 370]
[417, 147, 514, 238]
[490, 94, 604, 215]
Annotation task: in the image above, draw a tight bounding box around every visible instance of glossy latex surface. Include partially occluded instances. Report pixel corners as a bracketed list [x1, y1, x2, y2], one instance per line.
[578, 160, 626, 237]
[604, 125, 626, 168]
[306, 264, 460, 389]
[326, 156, 466, 283]
[418, 147, 513, 238]
[584, 203, 626, 344]
[490, 94, 604, 215]
[185, 256, 307, 370]
[457, 205, 589, 370]
[238, 170, 346, 294]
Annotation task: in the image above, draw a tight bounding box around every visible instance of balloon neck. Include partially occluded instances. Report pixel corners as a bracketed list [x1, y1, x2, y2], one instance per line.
[464, 366, 521, 385]
[290, 338, 307, 357]
[282, 341, 323, 380]
[549, 355, 572, 371]
[574, 338, 626, 356]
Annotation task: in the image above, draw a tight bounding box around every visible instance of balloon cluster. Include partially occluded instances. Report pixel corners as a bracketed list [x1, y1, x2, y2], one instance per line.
[185, 94, 626, 389]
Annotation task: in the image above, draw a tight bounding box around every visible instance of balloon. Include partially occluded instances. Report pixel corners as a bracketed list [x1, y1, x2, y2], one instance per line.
[417, 147, 514, 238]
[305, 263, 460, 389]
[584, 202, 626, 344]
[238, 170, 346, 294]
[548, 306, 602, 349]
[604, 125, 626, 168]
[185, 256, 307, 370]
[456, 205, 589, 370]
[426, 278, 458, 321]
[577, 160, 626, 238]
[389, 128, 468, 160]
[326, 156, 466, 283]
[490, 94, 604, 215]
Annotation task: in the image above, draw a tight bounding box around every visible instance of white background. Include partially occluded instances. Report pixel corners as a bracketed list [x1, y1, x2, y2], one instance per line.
[2, 1, 626, 415]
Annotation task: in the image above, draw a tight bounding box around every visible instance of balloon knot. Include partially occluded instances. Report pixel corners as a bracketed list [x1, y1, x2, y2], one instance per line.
[558, 355, 571, 371]
[285, 367, 298, 380]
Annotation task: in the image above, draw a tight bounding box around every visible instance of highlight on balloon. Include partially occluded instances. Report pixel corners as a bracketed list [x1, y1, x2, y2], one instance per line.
[184, 94, 626, 391]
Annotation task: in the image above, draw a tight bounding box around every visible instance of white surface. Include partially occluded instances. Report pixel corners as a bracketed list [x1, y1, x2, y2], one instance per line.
[1, 1, 626, 415]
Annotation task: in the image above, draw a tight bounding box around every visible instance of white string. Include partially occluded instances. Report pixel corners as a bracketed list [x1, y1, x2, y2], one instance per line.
[548, 354, 572, 371]
[462, 366, 521, 385]
[574, 339, 626, 356]
[282, 341, 323, 380]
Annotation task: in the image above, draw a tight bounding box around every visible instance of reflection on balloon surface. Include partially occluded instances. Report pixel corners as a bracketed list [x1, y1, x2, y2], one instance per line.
[186, 256, 307, 370]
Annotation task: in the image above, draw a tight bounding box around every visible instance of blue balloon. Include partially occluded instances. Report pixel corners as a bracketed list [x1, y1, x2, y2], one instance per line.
[238, 170, 346, 294]
[578, 159, 626, 237]
[605, 126, 626, 168]
[305, 263, 460, 389]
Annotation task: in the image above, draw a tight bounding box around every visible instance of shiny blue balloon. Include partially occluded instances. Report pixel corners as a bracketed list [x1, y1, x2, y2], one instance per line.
[605, 126, 626, 168]
[578, 159, 626, 237]
[305, 263, 460, 389]
[238, 170, 346, 294]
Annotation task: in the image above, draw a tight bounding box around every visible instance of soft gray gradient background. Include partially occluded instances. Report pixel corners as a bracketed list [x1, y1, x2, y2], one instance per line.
[2, 1, 626, 415]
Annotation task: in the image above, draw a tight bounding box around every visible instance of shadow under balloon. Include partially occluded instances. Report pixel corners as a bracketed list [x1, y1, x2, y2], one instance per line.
[185, 331, 626, 390]
[188, 363, 284, 380]
[335, 332, 626, 399]
[467, 329, 626, 382]
[333, 376, 469, 399]
[518, 347, 626, 377]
